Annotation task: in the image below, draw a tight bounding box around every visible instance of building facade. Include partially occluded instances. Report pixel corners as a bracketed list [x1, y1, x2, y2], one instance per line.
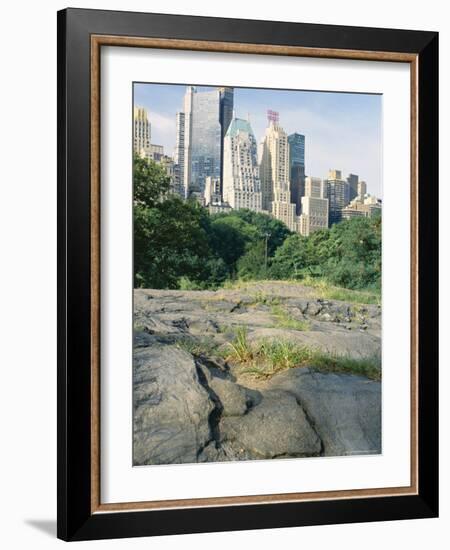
[222, 118, 262, 212]
[347, 173, 359, 202]
[298, 177, 329, 236]
[341, 196, 382, 219]
[133, 106, 151, 155]
[148, 143, 164, 161]
[358, 180, 367, 198]
[259, 113, 297, 231]
[325, 169, 350, 225]
[288, 133, 306, 215]
[182, 86, 222, 198]
[204, 176, 222, 206]
[219, 87, 234, 140]
[218, 87, 234, 187]
[173, 112, 185, 196]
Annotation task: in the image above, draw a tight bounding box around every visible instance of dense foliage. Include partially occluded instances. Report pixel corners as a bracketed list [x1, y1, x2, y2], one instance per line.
[269, 216, 381, 290]
[134, 157, 381, 291]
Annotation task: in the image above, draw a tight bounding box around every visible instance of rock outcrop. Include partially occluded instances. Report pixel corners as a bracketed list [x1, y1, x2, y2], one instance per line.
[133, 345, 214, 465]
[268, 368, 381, 456]
[133, 282, 382, 465]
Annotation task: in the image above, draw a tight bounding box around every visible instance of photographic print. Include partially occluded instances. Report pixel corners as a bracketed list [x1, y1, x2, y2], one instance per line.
[58, 10, 438, 539]
[132, 82, 382, 466]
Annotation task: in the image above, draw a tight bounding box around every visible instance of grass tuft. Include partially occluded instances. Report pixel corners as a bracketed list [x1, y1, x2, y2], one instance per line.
[225, 328, 380, 380]
[247, 290, 280, 307]
[269, 304, 310, 331]
[175, 337, 224, 358]
[220, 278, 380, 305]
[301, 276, 381, 305]
[225, 326, 254, 363]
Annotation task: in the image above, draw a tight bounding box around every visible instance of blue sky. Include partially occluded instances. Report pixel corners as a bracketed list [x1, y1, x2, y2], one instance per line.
[134, 83, 382, 198]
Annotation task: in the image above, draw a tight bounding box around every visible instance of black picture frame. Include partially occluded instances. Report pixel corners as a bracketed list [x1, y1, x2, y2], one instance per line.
[57, 7, 438, 541]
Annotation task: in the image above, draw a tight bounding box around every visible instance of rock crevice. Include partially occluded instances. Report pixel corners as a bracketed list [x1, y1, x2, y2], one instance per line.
[133, 283, 381, 466]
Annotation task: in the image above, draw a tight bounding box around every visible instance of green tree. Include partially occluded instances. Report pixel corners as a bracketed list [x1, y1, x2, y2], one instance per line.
[323, 216, 381, 289]
[133, 157, 217, 289]
[226, 209, 292, 255]
[237, 240, 268, 280]
[133, 155, 381, 291]
[208, 216, 258, 274]
[133, 154, 170, 208]
[269, 217, 381, 290]
[269, 234, 310, 279]
[134, 197, 214, 289]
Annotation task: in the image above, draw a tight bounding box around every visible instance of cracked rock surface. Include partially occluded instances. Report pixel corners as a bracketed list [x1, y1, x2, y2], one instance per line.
[133, 283, 381, 465]
[133, 345, 214, 465]
[133, 346, 381, 465]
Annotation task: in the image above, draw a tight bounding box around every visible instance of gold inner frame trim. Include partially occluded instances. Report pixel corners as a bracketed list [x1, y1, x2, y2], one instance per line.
[90, 34, 419, 514]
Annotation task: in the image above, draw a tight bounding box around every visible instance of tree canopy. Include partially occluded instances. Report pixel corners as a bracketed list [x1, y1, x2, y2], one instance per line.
[134, 157, 381, 291]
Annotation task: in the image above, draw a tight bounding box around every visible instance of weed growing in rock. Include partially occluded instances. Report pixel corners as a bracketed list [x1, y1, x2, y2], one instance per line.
[269, 304, 310, 331]
[175, 337, 224, 358]
[301, 276, 381, 305]
[226, 329, 381, 380]
[225, 326, 254, 363]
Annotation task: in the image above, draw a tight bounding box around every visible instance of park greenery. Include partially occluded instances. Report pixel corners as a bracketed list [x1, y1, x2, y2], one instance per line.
[134, 156, 381, 294]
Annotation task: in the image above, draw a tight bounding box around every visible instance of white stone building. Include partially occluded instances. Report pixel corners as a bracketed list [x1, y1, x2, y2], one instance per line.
[133, 106, 151, 155]
[222, 118, 262, 212]
[259, 116, 297, 231]
[299, 176, 329, 236]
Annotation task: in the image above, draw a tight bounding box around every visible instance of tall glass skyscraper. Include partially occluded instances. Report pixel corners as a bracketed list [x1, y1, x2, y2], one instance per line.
[219, 87, 234, 139]
[182, 87, 222, 198]
[347, 173, 359, 202]
[219, 87, 234, 185]
[288, 133, 306, 215]
[326, 170, 350, 225]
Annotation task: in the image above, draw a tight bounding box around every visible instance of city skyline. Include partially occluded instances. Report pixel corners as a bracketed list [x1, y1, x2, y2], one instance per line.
[134, 82, 383, 199]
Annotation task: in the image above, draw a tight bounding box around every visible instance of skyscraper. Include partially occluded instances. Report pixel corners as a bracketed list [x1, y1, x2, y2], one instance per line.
[204, 176, 222, 206]
[358, 180, 367, 199]
[218, 87, 234, 186]
[288, 133, 306, 215]
[347, 173, 359, 202]
[182, 87, 222, 198]
[133, 106, 151, 155]
[222, 117, 262, 212]
[325, 169, 349, 225]
[219, 87, 234, 140]
[299, 177, 329, 236]
[174, 112, 185, 197]
[259, 111, 297, 231]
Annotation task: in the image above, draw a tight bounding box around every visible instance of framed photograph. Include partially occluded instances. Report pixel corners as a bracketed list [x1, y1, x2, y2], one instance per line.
[57, 8, 438, 541]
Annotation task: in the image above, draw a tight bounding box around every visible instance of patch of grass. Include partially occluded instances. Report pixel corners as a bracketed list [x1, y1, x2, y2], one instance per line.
[225, 326, 254, 363]
[255, 340, 309, 374]
[301, 276, 381, 305]
[175, 336, 224, 358]
[226, 329, 380, 380]
[221, 277, 380, 305]
[133, 322, 146, 332]
[220, 279, 284, 292]
[246, 290, 281, 307]
[311, 352, 381, 380]
[269, 304, 310, 331]
[217, 323, 234, 335]
[220, 279, 246, 290]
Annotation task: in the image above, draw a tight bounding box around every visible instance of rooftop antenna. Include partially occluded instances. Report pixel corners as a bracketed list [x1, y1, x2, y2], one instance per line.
[267, 109, 279, 125]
